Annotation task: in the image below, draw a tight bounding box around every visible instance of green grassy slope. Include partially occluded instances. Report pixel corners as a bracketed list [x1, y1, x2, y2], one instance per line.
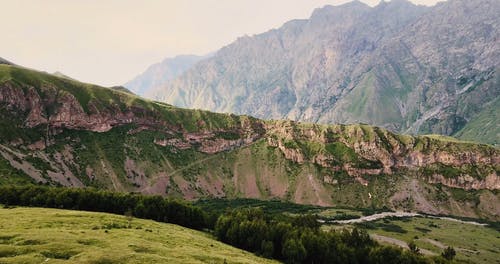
[0, 64, 260, 133]
[0, 207, 276, 264]
[355, 217, 500, 264]
[454, 97, 499, 147]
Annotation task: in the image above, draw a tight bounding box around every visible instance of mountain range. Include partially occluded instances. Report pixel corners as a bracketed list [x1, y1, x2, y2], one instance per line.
[135, 0, 499, 146]
[125, 54, 208, 96]
[1, 63, 499, 220]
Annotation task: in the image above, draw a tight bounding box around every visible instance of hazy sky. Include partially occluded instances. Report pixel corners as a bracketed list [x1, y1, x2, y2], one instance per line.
[1, 0, 444, 86]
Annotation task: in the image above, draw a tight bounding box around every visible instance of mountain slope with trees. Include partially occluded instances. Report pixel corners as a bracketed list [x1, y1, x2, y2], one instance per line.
[0, 63, 499, 220]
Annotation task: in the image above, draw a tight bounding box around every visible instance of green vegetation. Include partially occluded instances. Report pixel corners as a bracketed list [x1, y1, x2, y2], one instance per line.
[197, 199, 499, 264]
[195, 198, 390, 222]
[0, 185, 206, 230]
[0, 207, 276, 264]
[337, 216, 500, 264]
[0, 187, 461, 264]
[325, 142, 383, 169]
[0, 64, 262, 134]
[0, 157, 33, 185]
[215, 208, 452, 264]
[419, 163, 494, 180]
[454, 97, 499, 146]
[195, 198, 323, 215]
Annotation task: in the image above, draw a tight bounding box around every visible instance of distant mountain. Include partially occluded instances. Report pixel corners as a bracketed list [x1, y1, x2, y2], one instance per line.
[52, 71, 77, 81]
[1, 62, 499, 220]
[151, 0, 499, 146]
[0, 57, 14, 65]
[124, 54, 208, 97]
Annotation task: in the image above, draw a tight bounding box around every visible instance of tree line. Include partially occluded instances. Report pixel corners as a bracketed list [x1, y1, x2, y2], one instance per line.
[215, 208, 455, 264]
[0, 185, 206, 230]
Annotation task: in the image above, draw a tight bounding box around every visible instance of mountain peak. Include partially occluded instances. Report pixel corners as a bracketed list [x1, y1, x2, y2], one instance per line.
[376, 0, 415, 7]
[310, 1, 370, 19]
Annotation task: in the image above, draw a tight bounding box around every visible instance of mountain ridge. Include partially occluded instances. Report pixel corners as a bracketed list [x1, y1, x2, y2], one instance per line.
[148, 0, 499, 146]
[0, 63, 499, 220]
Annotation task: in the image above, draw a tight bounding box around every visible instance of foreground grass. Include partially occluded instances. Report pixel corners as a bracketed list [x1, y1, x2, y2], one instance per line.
[0, 207, 277, 264]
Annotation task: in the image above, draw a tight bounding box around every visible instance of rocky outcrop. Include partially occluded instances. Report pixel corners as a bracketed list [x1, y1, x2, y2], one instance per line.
[265, 122, 499, 190]
[427, 173, 500, 190]
[199, 136, 260, 154]
[0, 78, 265, 154]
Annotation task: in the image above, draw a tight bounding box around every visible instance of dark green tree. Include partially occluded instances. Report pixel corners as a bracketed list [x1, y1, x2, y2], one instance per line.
[282, 238, 306, 264]
[408, 240, 420, 254]
[442, 246, 456, 260]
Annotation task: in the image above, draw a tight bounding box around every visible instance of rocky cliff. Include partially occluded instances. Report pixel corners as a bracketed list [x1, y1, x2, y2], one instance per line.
[1, 64, 499, 220]
[149, 0, 499, 146]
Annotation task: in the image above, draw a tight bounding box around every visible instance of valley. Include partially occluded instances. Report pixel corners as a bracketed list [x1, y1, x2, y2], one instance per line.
[196, 198, 500, 264]
[2, 0, 499, 263]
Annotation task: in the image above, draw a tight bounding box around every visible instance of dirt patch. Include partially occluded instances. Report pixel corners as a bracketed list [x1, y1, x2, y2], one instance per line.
[141, 172, 170, 195]
[47, 171, 83, 187]
[294, 170, 332, 206]
[196, 172, 225, 197]
[265, 166, 288, 198]
[124, 157, 147, 187]
[390, 179, 441, 215]
[232, 149, 260, 198]
[0, 144, 46, 183]
[173, 175, 197, 200]
[100, 159, 125, 191]
[40, 147, 84, 187]
[423, 238, 446, 249]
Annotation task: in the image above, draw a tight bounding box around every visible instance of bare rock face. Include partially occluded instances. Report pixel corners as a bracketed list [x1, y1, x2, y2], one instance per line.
[428, 173, 500, 190]
[151, 0, 499, 146]
[0, 81, 160, 132]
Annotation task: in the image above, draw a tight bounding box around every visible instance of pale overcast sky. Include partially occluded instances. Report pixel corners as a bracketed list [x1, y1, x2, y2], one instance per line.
[1, 0, 445, 86]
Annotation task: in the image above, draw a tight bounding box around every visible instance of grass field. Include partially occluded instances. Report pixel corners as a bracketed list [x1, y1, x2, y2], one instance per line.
[329, 216, 500, 264]
[0, 207, 277, 264]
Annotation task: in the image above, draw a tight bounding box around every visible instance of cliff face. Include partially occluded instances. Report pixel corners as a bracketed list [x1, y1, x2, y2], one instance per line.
[148, 0, 499, 146]
[0, 64, 499, 220]
[264, 121, 499, 190]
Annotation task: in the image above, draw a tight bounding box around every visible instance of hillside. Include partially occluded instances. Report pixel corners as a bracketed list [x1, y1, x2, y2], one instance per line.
[148, 0, 499, 146]
[454, 97, 500, 146]
[0, 207, 276, 263]
[0, 63, 499, 220]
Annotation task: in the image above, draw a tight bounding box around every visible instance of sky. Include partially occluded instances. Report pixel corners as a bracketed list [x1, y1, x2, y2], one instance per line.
[1, 0, 445, 87]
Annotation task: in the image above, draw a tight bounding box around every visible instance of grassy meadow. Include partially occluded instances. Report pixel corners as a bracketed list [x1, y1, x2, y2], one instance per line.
[0, 207, 277, 264]
[327, 216, 500, 264]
